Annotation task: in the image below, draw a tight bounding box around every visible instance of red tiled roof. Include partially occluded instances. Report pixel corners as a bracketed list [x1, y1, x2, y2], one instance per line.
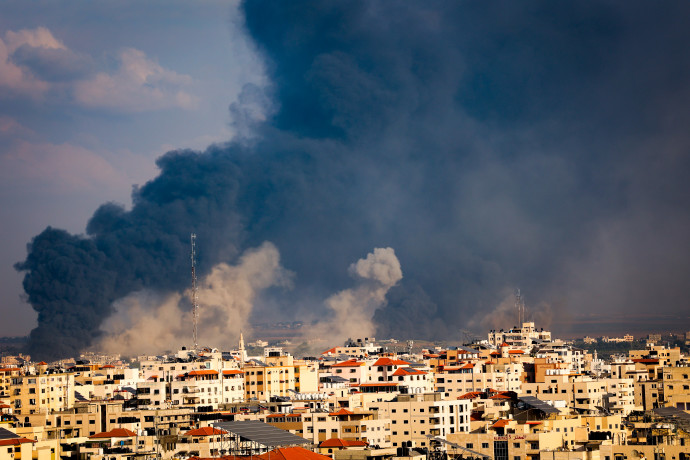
[508, 350, 525, 354]
[391, 367, 427, 376]
[500, 342, 510, 347]
[329, 408, 354, 416]
[490, 393, 511, 399]
[321, 347, 338, 355]
[458, 391, 483, 400]
[189, 369, 219, 376]
[183, 427, 227, 436]
[37, 361, 47, 365]
[222, 370, 244, 375]
[102, 365, 115, 368]
[373, 357, 410, 366]
[632, 358, 659, 364]
[319, 438, 368, 448]
[492, 419, 511, 428]
[147, 375, 158, 380]
[490, 352, 501, 356]
[89, 428, 137, 439]
[331, 359, 365, 367]
[0, 438, 34, 446]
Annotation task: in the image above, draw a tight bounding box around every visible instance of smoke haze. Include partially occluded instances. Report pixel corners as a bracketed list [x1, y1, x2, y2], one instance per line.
[16, 1, 690, 359]
[306, 247, 402, 348]
[97, 242, 291, 356]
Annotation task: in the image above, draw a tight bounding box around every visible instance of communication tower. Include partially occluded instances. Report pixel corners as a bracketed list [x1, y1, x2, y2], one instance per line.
[515, 289, 525, 326]
[191, 233, 199, 350]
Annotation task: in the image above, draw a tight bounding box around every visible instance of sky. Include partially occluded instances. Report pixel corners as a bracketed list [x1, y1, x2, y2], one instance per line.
[0, 0, 266, 337]
[3, 1, 690, 359]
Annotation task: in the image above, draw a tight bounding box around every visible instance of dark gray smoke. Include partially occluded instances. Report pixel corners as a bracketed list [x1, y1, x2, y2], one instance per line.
[17, 0, 690, 360]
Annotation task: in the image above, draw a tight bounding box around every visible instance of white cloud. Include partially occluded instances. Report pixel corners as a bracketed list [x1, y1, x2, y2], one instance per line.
[73, 48, 198, 112]
[0, 28, 54, 96]
[0, 27, 196, 112]
[4, 27, 66, 53]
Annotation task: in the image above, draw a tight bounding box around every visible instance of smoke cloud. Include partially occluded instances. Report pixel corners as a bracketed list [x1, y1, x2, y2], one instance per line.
[306, 247, 402, 347]
[97, 242, 291, 356]
[16, 1, 690, 359]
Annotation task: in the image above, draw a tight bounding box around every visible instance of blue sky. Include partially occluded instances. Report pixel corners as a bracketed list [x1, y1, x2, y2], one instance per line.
[0, 1, 265, 335]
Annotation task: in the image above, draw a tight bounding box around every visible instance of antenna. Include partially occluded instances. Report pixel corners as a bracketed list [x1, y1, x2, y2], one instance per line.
[191, 233, 199, 350]
[515, 289, 525, 326]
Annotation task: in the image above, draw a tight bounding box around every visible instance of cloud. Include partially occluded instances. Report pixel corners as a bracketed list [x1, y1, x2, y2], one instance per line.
[0, 29, 51, 96]
[73, 48, 197, 112]
[0, 26, 195, 111]
[4, 27, 66, 53]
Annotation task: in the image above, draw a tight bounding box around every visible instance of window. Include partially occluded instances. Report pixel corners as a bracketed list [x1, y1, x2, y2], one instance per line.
[482, 443, 489, 449]
[466, 443, 473, 449]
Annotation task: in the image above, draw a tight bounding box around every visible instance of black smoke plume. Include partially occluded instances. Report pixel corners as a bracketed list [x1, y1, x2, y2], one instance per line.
[17, 0, 690, 360]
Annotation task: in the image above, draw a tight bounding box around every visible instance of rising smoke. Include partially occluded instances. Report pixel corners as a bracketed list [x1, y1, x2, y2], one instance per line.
[307, 247, 402, 349]
[97, 242, 291, 356]
[17, 1, 690, 360]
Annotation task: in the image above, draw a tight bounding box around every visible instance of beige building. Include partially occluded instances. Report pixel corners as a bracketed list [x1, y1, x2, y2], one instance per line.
[244, 354, 318, 400]
[10, 372, 76, 417]
[371, 393, 470, 450]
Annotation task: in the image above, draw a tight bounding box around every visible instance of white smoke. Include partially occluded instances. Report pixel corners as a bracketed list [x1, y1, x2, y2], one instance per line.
[307, 247, 402, 346]
[96, 242, 292, 356]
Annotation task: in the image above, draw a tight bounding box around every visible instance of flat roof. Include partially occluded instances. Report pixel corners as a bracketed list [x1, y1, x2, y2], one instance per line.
[214, 420, 311, 447]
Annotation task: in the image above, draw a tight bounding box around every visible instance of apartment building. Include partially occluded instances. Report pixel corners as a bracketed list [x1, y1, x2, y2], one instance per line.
[10, 372, 76, 416]
[521, 375, 638, 416]
[488, 322, 552, 348]
[371, 393, 470, 450]
[436, 362, 523, 398]
[244, 354, 318, 400]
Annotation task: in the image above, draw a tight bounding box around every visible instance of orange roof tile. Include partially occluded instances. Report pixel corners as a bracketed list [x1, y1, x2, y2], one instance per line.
[508, 350, 525, 354]
[492, 419, 511, 428]
[331, 359, 365, 367]
[0, 438, 34, 446]
[89, 428, 137, 439]
[373, 357, 410, 366]
[392, 367, 427, 376]
[319, 438, 368, 448]
[329, 408, 354, 416]
[222, 369, 244, 375]
[321, 347, 338, 355]
[189, 369, 219, 376]
[183, 427, 227, 436]
[458, 391, 483, 400]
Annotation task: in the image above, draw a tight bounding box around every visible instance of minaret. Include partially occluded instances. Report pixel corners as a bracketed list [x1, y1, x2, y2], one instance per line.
[239, 331, 247, 362]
